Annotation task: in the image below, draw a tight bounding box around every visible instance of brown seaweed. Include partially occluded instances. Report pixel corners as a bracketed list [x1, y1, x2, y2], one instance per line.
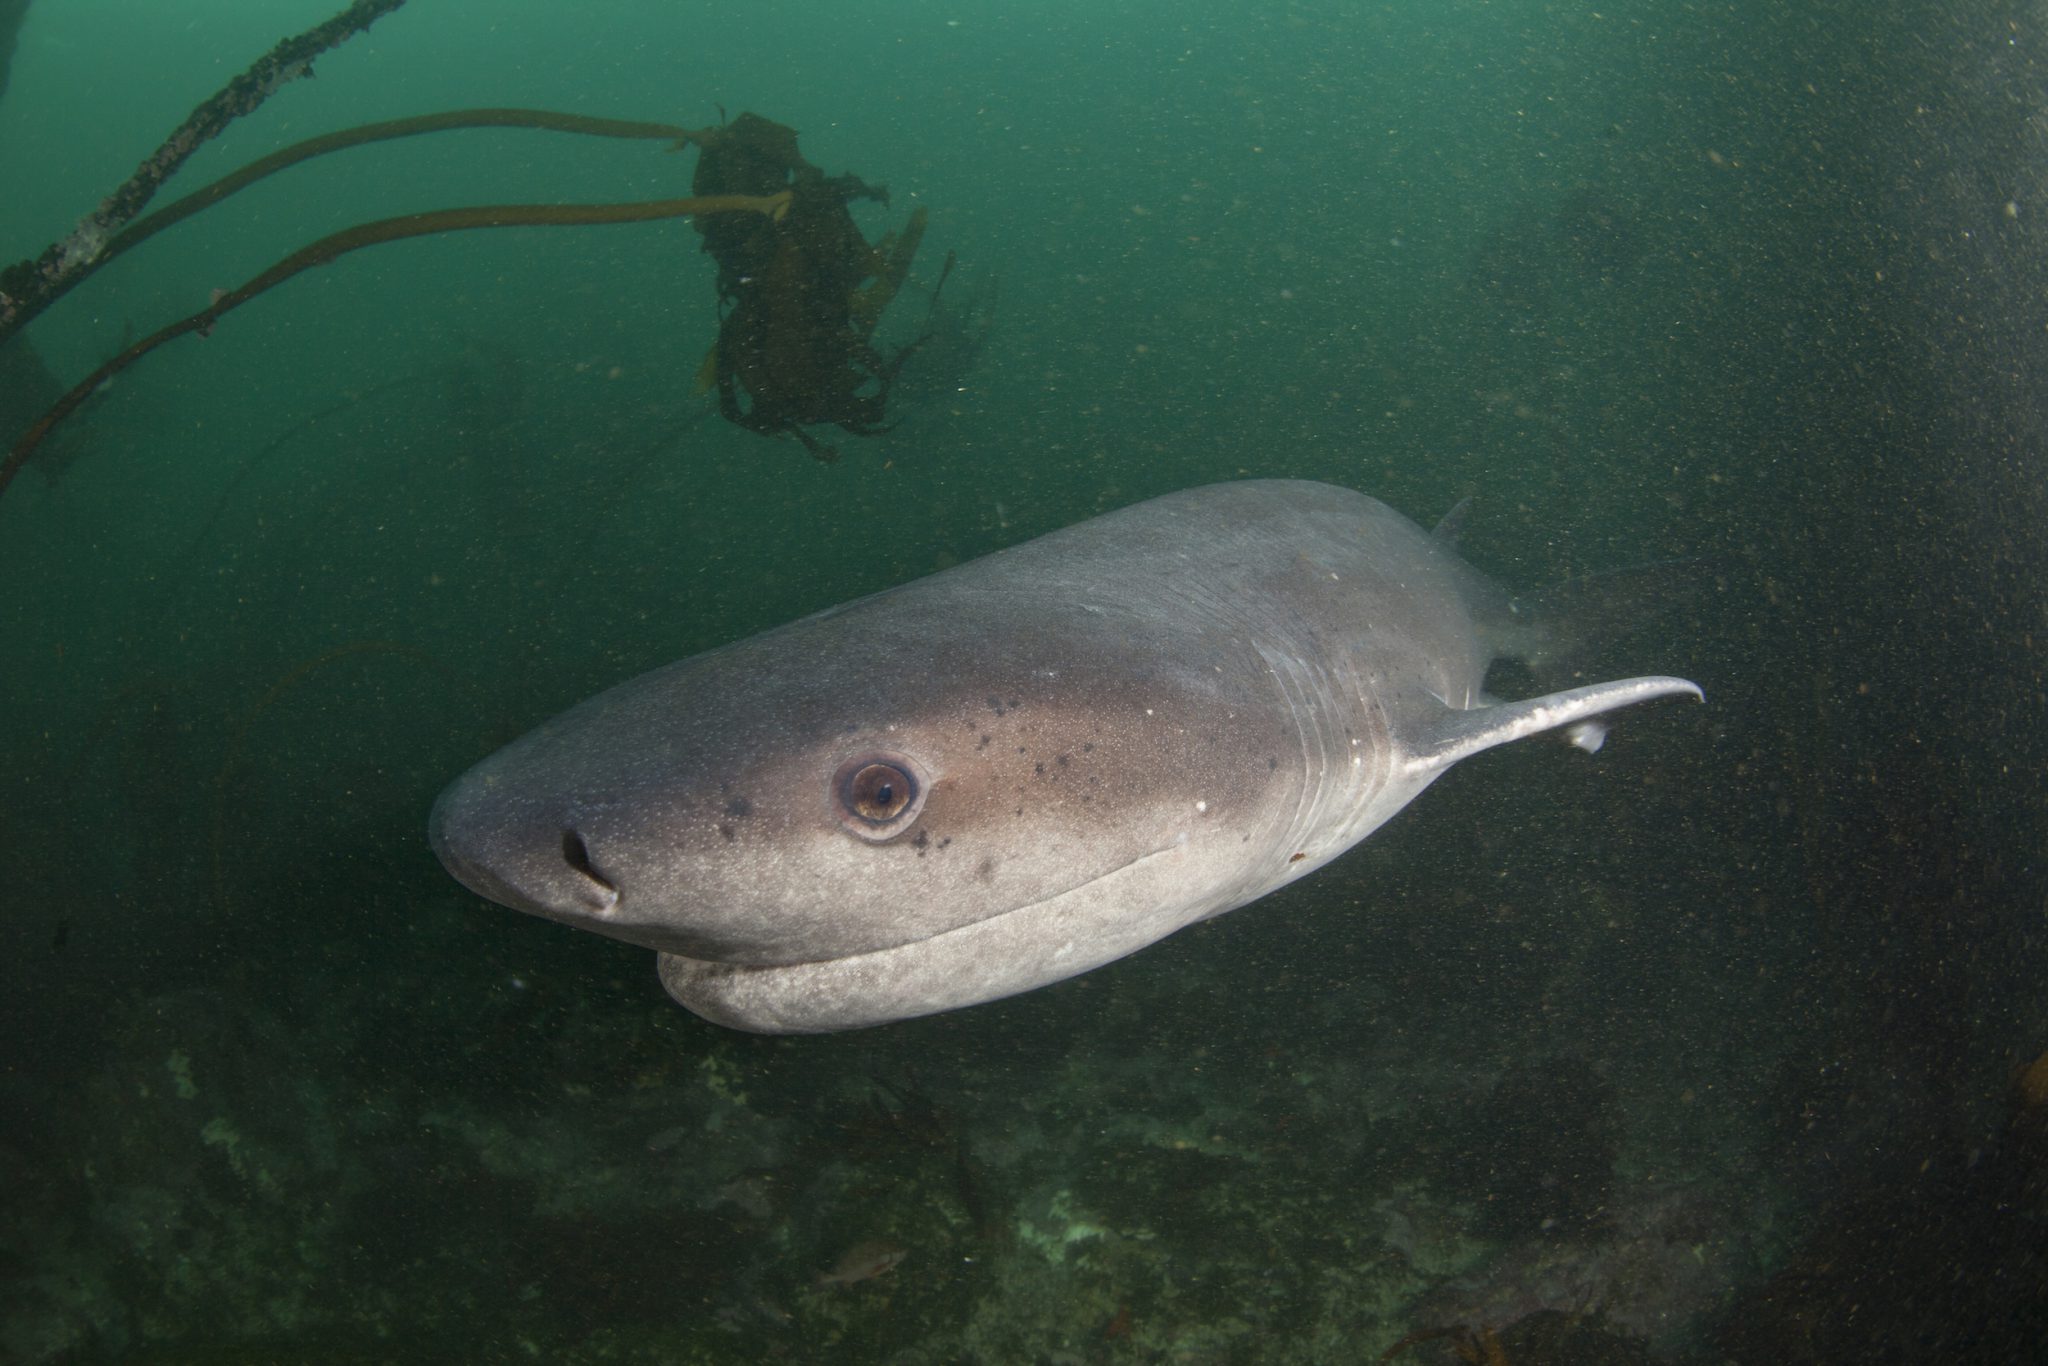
[688, 113, 932, 461]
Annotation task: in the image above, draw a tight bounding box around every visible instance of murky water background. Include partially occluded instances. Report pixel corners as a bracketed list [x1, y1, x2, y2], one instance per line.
[3, 2, 2045, 1360]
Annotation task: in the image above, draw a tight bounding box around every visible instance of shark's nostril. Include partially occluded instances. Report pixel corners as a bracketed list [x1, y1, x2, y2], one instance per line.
[560, 830, 619, 908]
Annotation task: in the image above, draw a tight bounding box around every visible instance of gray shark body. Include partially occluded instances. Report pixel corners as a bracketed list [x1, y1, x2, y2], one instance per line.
[430, 480, 1698, 1033]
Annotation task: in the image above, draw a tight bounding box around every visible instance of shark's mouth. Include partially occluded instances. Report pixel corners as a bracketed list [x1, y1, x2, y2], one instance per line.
[608, 827, 1201, 969]
[653, 835, 1202, 1033]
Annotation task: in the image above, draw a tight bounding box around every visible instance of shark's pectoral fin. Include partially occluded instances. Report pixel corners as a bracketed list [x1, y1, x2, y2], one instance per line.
[1403, 675, 1701, 776]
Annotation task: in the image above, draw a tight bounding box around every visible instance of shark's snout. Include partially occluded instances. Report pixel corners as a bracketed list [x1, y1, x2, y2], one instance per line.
[428, 776, 620, 924]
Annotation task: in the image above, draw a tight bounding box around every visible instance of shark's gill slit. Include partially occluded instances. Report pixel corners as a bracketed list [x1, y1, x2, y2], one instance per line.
[559, 830, 619, 906]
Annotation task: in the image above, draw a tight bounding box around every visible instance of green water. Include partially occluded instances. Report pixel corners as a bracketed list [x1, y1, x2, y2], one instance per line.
[3, 1, 2045, 1361]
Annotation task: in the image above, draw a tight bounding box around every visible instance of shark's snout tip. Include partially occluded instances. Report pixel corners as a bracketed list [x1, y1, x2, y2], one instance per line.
[429, 774, 624, 921]
[426, 779, 499, 903]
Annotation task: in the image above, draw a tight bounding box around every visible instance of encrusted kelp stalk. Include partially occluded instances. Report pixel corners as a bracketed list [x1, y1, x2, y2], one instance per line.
[0, 0, 411, 344]
[0, 191, 791, 499]
[0, 17, 936, 502]
[97, 109, 704, 278]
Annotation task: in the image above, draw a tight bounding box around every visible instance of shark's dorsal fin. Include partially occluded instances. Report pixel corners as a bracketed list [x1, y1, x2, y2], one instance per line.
[1402, 676, 1700, 777]
[1431, 496, 1474, 547]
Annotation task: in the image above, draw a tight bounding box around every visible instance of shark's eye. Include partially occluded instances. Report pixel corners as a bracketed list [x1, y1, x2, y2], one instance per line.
[850, 766, 905, 817]
[832, 751, 929, 841]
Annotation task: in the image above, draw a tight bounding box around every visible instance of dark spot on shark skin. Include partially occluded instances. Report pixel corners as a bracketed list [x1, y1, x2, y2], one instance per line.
[975, 857, 995, 882]
[1268, 756, 1279, 770]
[1056, 753, 1070, 767]
[719, 824, 736, 841]
[913, 830, 931, 857]
[1082, 742, 1095, 753]
[724, 796, 753, 819]
[978, 734, 991, 749]
[987, 696, 1005, 716]
[938, 837, 951, 850]
[1034, 762, 1045, 776]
